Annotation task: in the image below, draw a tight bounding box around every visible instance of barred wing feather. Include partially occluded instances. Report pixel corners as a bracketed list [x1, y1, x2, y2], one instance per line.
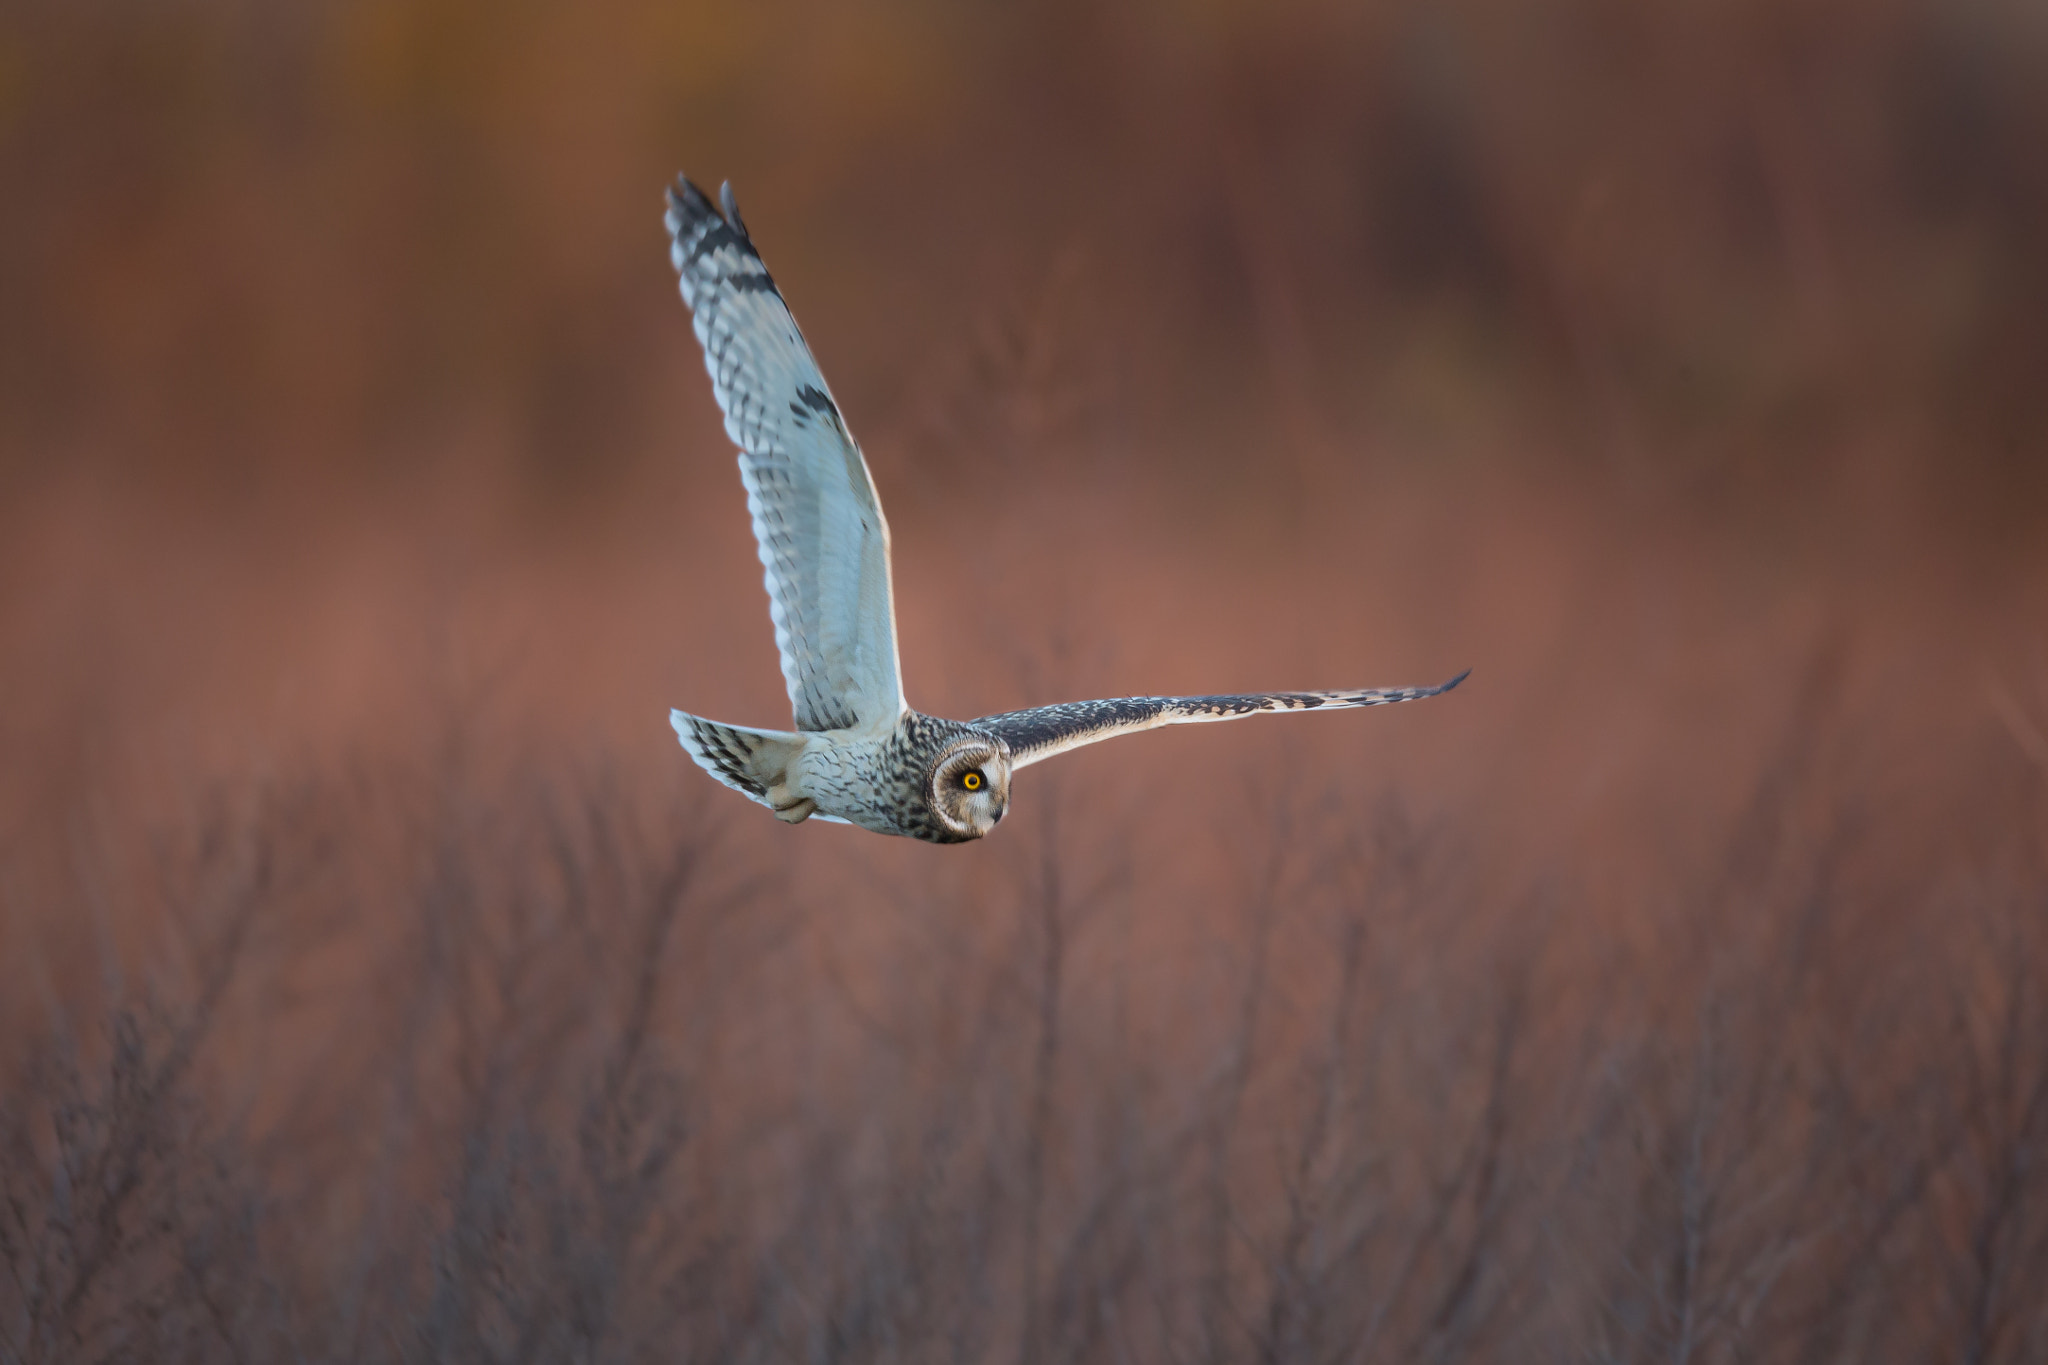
[975, 672, 1470, 770]
[666, 177, 905, 733]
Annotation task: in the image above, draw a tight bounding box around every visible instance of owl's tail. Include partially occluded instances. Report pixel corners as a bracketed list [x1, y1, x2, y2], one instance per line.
[669, 710, 805, 812]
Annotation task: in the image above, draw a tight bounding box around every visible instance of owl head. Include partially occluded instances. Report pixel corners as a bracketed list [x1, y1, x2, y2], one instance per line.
[928, 735, 1011, 840]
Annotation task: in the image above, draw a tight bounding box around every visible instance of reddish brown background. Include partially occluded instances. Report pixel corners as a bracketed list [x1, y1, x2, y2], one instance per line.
[2, 2, 2047, 1360]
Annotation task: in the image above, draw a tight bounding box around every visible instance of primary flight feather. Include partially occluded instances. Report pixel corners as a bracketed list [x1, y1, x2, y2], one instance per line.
[664, 175, 1465, 843]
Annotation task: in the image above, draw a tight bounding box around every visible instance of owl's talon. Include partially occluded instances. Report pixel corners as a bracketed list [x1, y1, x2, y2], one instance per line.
[772, 797, 817, 824]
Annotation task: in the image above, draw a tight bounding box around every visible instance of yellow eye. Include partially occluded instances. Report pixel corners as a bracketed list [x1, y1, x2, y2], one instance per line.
[962, 771, 983, 791]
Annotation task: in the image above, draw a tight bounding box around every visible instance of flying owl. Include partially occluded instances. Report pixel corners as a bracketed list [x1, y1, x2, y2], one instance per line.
[664, 176, 1466, 844]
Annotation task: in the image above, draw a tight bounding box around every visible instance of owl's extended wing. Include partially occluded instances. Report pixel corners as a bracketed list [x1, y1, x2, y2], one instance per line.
[667, 177, 905, 733]
[974, 672, 1469, 770]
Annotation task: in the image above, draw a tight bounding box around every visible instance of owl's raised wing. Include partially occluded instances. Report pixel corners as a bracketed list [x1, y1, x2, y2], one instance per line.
[974, 672, 1469, 770]
[667, 177, 905, 733]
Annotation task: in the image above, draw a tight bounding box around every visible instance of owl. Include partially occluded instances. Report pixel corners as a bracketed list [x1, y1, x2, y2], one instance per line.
[664, 176, 1465, 844]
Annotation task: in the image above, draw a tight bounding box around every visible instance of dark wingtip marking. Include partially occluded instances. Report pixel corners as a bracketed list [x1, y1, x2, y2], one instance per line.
[666, 173, 760, 265]
[1441, 668, 1472, 692]
[669, 175, 714, 216]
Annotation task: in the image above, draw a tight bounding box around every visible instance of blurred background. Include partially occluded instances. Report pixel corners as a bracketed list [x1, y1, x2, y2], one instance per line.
[4, 1, 2048, 1360]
